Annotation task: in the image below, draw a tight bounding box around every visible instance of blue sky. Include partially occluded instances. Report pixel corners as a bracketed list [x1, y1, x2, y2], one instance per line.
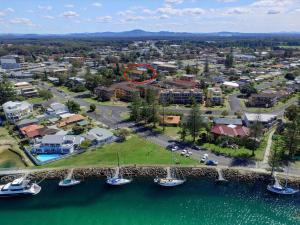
[0, 0, 299, 33]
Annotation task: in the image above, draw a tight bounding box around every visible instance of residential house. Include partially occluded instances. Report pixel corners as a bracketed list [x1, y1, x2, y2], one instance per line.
[2, 101, 33, 124]
[213, 118, 243, 126]
[46, 102, 69, 117]
[32, 135, 84, 154]
[83, 127, 114, 145]
[0, 55, 21, 70]
[211, 124, 250, 138]
[58, 114, 85, 127]
[243, 113, 277, 128]
[16, 118, 39, 129]
[20, 124, 58, 139]
[159, 115, 181, 126]
[247, 93, 278, 108]
[94, 86, 115, 101]
[14, 82, 38, 98]
[207, 87, 223, 105]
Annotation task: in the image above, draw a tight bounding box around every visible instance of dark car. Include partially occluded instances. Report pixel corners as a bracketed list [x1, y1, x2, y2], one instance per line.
[205, 111, 213, 114]
[205, 160, 218, 166]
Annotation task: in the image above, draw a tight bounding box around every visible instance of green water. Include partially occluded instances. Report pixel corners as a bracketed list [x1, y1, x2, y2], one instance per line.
[0, 178, 299, 225]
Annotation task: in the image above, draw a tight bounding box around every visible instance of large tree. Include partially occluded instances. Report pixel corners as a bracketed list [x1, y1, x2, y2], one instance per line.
[283, 115, 300, 159]
[186, 102, 205, 142]
[0, 76, 16, 105]
[225, 53, 234, 68]
[249, 114, 264, 155]
[66, 100, 81, 113]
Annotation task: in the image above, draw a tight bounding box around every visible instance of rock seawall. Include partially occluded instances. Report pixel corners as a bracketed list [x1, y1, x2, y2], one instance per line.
[1, 166, 300, 188]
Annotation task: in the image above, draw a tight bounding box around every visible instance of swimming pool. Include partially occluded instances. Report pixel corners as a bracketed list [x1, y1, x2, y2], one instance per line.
[36, 154, 63, 162]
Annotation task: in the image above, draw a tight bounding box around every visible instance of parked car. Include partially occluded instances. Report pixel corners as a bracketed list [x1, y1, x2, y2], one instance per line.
[192, 145, 201, 151]
[205, 160, 218, 166]
[201, 153, 209, 162]
[181, 149, 192, 157]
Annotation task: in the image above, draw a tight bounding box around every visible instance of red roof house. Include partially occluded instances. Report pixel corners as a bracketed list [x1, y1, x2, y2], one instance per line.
[211, 124, 250, 137]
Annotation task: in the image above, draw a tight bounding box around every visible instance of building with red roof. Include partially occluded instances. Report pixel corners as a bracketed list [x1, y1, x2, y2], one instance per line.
[211, 124, 250, 138]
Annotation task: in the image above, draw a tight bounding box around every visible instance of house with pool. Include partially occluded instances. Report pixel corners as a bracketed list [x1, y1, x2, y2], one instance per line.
[31, 134, 84, 155]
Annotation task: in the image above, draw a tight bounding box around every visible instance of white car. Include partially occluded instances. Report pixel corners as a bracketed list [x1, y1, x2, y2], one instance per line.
[181, 150, 187, 155]
[171, 146, 179, 152]
[201, 153, 209, 162]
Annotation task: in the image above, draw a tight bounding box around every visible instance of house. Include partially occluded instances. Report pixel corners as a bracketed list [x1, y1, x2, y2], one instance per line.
[180, 74, 196, 82]
[16, 118, 39, 129]
[207, 87, 223, 105]
[20, 124, 44, 138]
[47, 76, 59, 84]
[20, 125, 58, 138]
[223, 81, 239, 88]
[211, 124, 250, 137]
[213, 118, 243, 126]
[94, 86, 115, 101]
[32, 135, 84, 154]
[2, 101, 33, 124]
[68, 77, 86, 85]
[83, 127, 114, 145]
[46, 102, 69, 116]
[248, 93, 278, 108]
[159, 115, 181, 126]
[243, 113, 277, 128]
[58, 114, 85, 127]
[14, 82, 38, 98]
[159, 89, 203, 104]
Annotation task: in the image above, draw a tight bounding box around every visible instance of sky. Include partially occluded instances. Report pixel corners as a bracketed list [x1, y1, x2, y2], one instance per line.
[0, 0, 299, 34]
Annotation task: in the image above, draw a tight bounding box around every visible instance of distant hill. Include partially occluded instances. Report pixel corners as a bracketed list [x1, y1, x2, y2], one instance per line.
[1, 29, 300, 39]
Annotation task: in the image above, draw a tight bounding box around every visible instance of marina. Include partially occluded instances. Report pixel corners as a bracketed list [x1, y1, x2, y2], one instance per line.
[0, 177, 299, 225]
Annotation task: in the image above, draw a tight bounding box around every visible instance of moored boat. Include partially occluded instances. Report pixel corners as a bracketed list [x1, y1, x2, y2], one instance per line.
[0, 177, 41, 197]
[267, 177, 299, 195]
[154, 177, 186, 187]
[59, 179, 81, 187]
[106, 153, 132, 186]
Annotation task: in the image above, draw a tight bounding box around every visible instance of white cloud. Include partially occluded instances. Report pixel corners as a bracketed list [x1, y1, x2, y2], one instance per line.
[43, 15, 55, 19]
[122, 15, 144, 22]
[96, 16, 112, 22]
[65, 4, 75, 8]
[118, 10, 134, 16]
[159, 14, 170, 19]
[0, 12, 4, 17]
[157, 6, 205, 16]
[38, 5, 52, 11]
[218, 0, 238, 3]
[226, 7, 250, 14]
[61, 11, 79, 18]
[92, 2, 102, 7]
[165, 0, 184, 4]
[5, 8, 15, 13]
[10, 17, 36, 27]
[267, 9, 281, 14]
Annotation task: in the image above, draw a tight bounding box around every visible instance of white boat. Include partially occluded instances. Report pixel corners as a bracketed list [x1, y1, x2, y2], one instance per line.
[154, 163, 186, 187]
[106, 177, 132, 186]
[59, 179, 81, 187]
[154, 177, 186, 187]
[58, 169, 81, 187]
[267, 174, 299, 195]
[106, 153, 132, 186]
[0, 177, 41, 197]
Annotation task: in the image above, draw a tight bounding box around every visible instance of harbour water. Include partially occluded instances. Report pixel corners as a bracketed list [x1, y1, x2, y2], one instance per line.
[0, 178, 299, 225]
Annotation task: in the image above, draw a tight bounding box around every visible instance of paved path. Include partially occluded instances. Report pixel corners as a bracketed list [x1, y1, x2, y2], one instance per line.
[262, 129, 276, 165]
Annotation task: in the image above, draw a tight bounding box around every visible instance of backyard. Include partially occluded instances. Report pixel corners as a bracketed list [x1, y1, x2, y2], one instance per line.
[41, 135, 198, 168]
[0, 128, 32, 168]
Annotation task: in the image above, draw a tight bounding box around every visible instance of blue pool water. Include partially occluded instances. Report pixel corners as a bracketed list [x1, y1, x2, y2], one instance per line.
[36, 154, 62, 162]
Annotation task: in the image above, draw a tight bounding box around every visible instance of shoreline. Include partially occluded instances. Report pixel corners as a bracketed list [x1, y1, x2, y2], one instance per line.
[1, 166, 300, 187]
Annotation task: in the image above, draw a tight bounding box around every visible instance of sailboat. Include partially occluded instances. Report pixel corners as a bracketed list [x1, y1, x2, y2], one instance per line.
[154, 153, 186, 187]
[59, 169, 81, 187]
[267, 171, 299, 195]
[106, 153, 132, 186]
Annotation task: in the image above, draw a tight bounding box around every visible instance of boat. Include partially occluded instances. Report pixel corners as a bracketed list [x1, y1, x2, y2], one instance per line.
[0, 177, 41, 197]
[59, 169, 81, 187]
[267, 172, 299, 195]
[106, 153, 132, 186]
[154, 177, 186, 187]
[154, 153, 186, 187]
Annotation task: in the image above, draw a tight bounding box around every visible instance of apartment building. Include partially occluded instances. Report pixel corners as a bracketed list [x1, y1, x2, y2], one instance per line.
[159, 89, 203, 104]
[207, 87, 223, 105]
[2, 101, 33, 123]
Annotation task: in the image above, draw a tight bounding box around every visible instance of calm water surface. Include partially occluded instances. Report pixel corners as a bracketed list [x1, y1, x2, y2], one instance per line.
[0, 178, 299, 225]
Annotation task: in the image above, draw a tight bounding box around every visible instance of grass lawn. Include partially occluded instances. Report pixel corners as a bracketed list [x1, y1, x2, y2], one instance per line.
[83, 97, 129, 107]
[279, 45, 300, 49]
[0, 128, 32, 168]
[120, 111, 130, 120]
[201, 99, 230, 111]
[41, 135, 198, 168]
[27, 97, 44, 104]
[57, 86, 73, 94]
